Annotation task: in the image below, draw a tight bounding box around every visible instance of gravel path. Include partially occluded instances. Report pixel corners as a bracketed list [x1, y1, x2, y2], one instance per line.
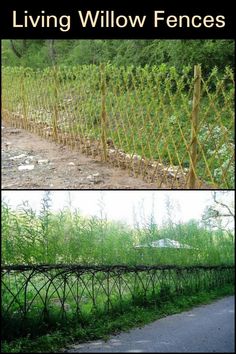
[65, 296, 235, 353]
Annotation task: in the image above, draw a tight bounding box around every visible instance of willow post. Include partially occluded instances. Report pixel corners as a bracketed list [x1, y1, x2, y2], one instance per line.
[101, 64, 108, 162]
[52, 66, 59, 141]
[188, 64, 201, 189]
[21, 71, 28, 130]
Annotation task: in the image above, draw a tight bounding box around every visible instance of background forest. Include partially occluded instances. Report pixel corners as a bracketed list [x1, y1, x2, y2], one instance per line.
[2, 191, 234, 266]
[2, 39, 234, 73]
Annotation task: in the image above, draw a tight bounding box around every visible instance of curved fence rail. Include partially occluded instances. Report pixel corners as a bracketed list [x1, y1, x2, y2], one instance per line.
[2, 65, 234, 188]
[2, 264, 234, 338]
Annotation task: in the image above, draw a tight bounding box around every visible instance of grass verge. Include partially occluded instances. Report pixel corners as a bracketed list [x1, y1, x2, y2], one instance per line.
[2, 284, 234, 353]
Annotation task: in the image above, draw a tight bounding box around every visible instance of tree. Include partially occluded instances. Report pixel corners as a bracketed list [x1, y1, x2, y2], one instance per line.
[202, 191, 234, 235]
[47, 40, 56, 65]
[163, 195, 181, 228]
[10, 39, 27, 58]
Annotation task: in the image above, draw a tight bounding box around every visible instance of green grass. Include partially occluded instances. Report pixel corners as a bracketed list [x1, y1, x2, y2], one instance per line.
[2, 284, 234, 353]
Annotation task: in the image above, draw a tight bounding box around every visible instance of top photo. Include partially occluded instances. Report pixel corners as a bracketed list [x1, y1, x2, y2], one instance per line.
[1, 39, 234, 190]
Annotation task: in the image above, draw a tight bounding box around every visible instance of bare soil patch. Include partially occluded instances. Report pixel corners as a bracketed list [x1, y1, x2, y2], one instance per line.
[2, 125, 158, 189]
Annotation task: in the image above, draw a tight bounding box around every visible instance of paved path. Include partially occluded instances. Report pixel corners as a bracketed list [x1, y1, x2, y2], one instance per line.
[66, 296, 235, 353]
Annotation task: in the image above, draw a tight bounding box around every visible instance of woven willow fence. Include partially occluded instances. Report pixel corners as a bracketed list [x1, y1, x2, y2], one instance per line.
[2, 65, 234, 188]
[2, 264, 234, 338]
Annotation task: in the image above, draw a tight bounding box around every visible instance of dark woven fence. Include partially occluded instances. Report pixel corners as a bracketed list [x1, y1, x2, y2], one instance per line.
[1, 264, 234, 339]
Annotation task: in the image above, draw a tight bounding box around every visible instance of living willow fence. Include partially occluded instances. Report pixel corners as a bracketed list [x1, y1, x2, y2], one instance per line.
[1, 264, 234, 338]
[2, 65, 234, 188]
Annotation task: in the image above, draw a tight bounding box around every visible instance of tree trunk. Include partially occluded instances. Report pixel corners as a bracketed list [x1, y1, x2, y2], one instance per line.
[48, 40, 56, 65]
[10, 40, 22, 58]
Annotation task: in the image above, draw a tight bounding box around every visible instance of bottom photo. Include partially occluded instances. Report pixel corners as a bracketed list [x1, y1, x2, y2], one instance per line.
[1, 190, 235, 353]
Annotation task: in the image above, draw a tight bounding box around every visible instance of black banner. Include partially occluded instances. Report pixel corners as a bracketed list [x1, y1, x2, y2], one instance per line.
[0, 0, 234, 39]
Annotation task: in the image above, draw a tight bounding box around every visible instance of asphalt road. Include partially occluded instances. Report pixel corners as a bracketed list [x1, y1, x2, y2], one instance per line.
[66, 296, 235, 353]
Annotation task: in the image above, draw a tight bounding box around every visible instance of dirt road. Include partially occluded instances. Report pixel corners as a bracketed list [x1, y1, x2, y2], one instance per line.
[65, 296, 235, 353]
[2, 125, 157, 189]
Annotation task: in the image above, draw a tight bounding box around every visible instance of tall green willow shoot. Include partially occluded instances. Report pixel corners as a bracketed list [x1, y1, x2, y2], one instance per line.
[1, 202, 13, 264]
[39, 191, 52, 263]
[1, 199, 234, 266]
